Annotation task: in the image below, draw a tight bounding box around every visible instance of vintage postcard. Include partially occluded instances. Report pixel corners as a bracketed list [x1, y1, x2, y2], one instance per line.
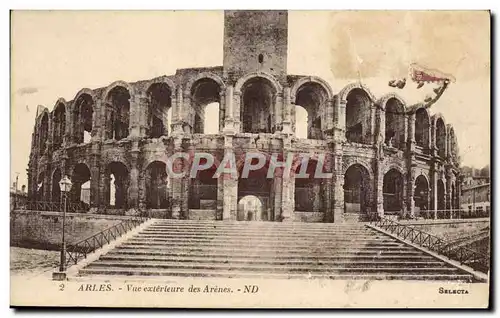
[10, 10, 490, 308]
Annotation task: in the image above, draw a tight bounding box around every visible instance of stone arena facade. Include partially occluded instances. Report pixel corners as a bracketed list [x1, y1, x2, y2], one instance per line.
[27, 11, 461, 222]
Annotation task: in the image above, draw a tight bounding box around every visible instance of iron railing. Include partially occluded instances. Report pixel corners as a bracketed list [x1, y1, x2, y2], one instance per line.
[65, 215, 149, 266]
[370, 217, 489, 273]
[417, 209, 490, 220]
[24, 201, 89, 213]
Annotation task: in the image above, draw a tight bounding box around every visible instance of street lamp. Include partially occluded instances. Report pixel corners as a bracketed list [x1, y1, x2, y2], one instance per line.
[53, 175, 72, 281]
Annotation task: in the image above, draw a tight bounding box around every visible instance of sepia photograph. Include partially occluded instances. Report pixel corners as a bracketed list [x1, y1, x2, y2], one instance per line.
[9, 9, 491, 308]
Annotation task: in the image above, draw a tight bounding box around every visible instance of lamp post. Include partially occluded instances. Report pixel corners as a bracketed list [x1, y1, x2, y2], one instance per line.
[53, 175, 72, 281]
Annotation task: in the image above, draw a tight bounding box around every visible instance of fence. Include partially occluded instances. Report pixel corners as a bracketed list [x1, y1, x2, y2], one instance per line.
[24, 201, 89, 213]
[65, 215, 149, 266]
[370, 217, 489, 273]
[416, 209, 490, 220]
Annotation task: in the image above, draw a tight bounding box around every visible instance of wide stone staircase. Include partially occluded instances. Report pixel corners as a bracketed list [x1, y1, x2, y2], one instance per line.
[78, 219, 474, 281]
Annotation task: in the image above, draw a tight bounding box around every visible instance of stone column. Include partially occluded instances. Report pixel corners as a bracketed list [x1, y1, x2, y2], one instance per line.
[280, 171, 294, 222]
[332, 143, 344, 223]
[375, 162, 384, 218]
[407, 169, 416, 218]
[222, 135, 238, 220]
[282, 87, 292, 135]
[170, 138, 184, 219]
[218, 90, 226, 133]
[431, 166, 438, 219]
[445, 172, 452, 218]
[223, 86, 235, 133]
[274, 92, 283, 133]
[233, 91, 241, 133]
[183, 92, 192, 134]
[172, 87, 184, 134]
[89, 141, 101, 213]
[408, 114, 415, 152]
[376, 106, 385, 145]
[369, 105, 377, 144]
[128, 141, 140, 209]
[129, 94, 142, 138]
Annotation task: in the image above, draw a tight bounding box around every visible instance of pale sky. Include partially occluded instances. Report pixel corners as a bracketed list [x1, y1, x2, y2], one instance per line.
[11, 11, 490, 187]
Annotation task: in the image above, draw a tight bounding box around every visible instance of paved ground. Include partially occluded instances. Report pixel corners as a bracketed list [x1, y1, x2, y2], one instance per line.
[10, 247, 59, 276]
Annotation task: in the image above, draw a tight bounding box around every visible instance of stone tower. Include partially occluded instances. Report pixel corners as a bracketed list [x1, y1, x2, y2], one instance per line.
[223, 10, 288, 83]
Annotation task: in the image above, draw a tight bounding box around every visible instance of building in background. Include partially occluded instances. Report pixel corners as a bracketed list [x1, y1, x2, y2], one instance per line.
[460, 183, 490, 216]
[26, 11, 461, 222]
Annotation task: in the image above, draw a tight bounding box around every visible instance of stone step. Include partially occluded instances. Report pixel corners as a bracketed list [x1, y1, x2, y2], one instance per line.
[106, 249, 434, 261]
[122, 240, 407, 249]
[113, 245, 425, 256]
[78, 267, 473, 282]
[85, 260, 458, 274]
[152, 220, 366, 227]
[98, 255, 447, 268]
[134, 233, 385, 240]
[141, 229, 373, 236]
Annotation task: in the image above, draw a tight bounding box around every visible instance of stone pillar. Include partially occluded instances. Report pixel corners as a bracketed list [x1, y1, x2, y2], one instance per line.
[445, 173, 452, 218]
[282, 87, 292, 135]
[223, 86, 235, 133]
[183, 92, 192, 134]
[431, 166, 438, 219]
[407, 170, 416, 218]
[128, 141, 140, 209]
[137, 93, 149, 138]
[280, 172, 294, 222]
[221, 134, 238, 220]
[233, 91, 241, 133]
[170, 137, 184, 219]
[269, 175, 280, 221]
[375, 162, 384, 218]
[408, 113, 415, 152]
[274, 92, 283, 133]
[218, 90, 226, 133]
[376, 106, 385, 145]
[89, 142, 101, 212]
[332, 143, 344, 222]
[369, 105, 377, 144]
[129, 94, 142, 138]
[171, 87, 184, 134]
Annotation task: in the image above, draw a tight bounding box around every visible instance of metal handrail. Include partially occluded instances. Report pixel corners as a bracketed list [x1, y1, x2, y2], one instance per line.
[64, 215, 150, 266]
[370, 217, 489, 273]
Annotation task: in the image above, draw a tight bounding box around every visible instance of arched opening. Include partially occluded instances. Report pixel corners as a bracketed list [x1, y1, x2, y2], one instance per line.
[73, 94, 94, 144]
[385, 98, 405, 149]
[36, 172, 45, 202]
[238, 156, 272, 221]
[414, 175, 429, 217]
[345, 88, 372, 144]
[436, 118, 446, 158]
[437, 179, 445, 213]
[147, 83, 172, 138]
[105, 162, 129, 209]
[451, 183, 457, 210]
[53, 103, 66, 150]
[39, 113, 49, 154]
[294, 83, 328, 139]
[191, 78, 222, 134]
[145, 161, 169, 209]
[294, 105, 308, 138]
[383, 169, 404, 214]
[71, 163, 91, 208]
[415, 108, 430, 148]
[238, 195, 264, 221]
[105, 86, 131, 141]
[189, 162, 218, 210]
[51, 168, 61, 203]
[449, 127, 459, 165]
[344, 164, 371, 214]
[241, 77, 276, 133]
[294, 159, 325, 212]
